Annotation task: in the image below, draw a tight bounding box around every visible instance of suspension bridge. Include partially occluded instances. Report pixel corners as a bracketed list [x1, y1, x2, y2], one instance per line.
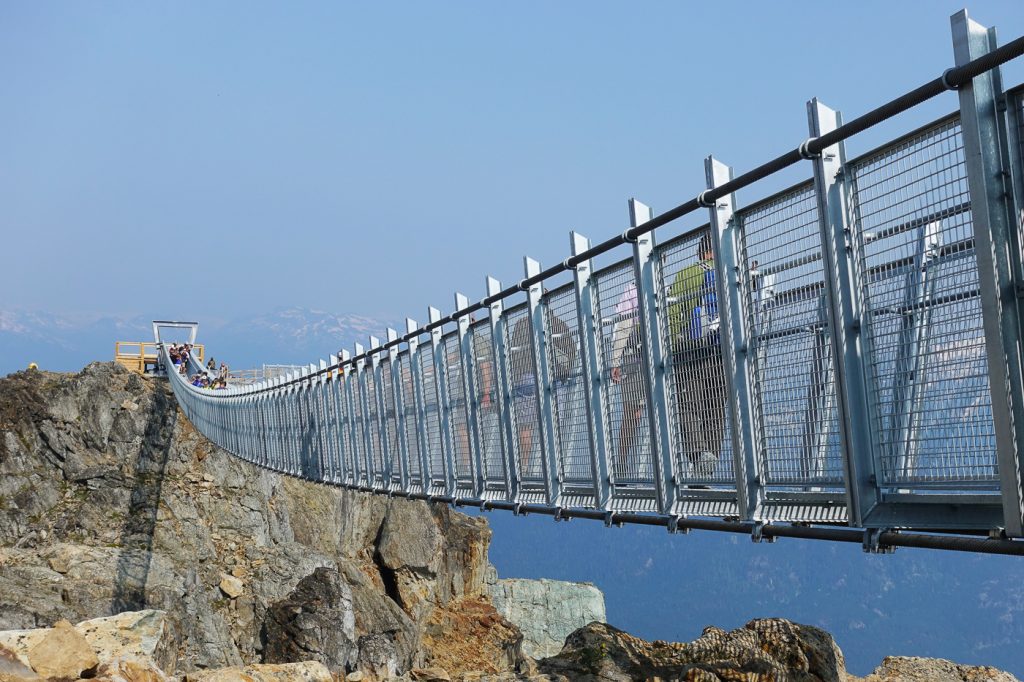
[157, 11, 1024, 555]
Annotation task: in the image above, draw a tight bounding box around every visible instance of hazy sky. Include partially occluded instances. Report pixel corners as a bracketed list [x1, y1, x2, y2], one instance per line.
[3, 2, 1023, 323]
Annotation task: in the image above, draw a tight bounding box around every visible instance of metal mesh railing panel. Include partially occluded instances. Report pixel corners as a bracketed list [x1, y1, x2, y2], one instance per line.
[544, 285, 594, 488]
[594, 261, 655, 487]
[418, 345, 445, 485]
[398, 351, 422, 483]
[656, 230, 736, 485]
[849, 117, 997, 487]
[470, 320, 506, 485]
[443, 332, 474, 486]
[738, 183, 844, 486]
[504, 304, 544, 484]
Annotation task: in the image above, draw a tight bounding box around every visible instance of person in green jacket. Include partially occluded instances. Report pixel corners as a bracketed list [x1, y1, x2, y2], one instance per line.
[667, 234, 726, 480]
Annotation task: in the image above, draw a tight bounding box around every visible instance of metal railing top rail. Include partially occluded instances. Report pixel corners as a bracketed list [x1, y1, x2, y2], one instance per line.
[188, 32, 1024, 399]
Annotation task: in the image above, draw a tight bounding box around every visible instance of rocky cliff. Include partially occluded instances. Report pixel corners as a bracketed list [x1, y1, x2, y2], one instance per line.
[0, 363, 520, 678]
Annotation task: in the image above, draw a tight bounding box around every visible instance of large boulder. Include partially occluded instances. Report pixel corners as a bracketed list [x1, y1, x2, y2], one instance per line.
[489, 578, 605, 659]
[261, 567, 357, 671]
[0, 610, 176, 680]
[540, 618, 846, 682]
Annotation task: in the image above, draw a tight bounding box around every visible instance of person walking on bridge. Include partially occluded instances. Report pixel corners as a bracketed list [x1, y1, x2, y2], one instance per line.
[667, 233, 726, 480]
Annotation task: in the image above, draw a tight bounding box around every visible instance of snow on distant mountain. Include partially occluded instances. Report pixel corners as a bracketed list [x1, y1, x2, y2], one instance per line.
[0, 307, 397, 376]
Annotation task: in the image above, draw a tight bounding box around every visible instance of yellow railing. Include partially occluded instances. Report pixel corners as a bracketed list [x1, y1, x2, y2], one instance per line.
[115, 341, 204, 375]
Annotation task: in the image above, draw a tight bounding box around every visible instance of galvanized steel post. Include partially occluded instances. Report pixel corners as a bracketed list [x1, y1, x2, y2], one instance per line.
[705, 157, 764, 521]
[407, 319, 431, 491]
[455, 294, 484, 497]
[952, 10, 1024, 536]
[387, 328, 410, 490]
[571, 232, 613, 509]
[807, 101, 882, 527]
[524, 257, 562, 506]
[487, 277, 518, 499]
[429, 306, 457, 496]
[628, 199, 677, 514]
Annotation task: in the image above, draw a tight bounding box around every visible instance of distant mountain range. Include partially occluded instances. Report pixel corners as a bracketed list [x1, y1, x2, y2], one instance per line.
[0, 307, 398, 376]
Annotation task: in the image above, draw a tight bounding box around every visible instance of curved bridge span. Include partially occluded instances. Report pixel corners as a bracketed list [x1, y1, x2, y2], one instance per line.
[161, 13, 1024, 555]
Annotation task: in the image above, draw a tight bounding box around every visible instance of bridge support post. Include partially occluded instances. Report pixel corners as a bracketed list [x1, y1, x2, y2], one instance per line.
[952, 10, 1024, 536]
[369, 337, 390, 491]
[525, 258, 562, 506]
[407, 319, 432, 493]
[429, 307, 457, 496]
[386, 329, 410, 491]
[628, 200, 678, 515]
[487, 277, 519, 500]
[572, 232, 613, 509]
[354, 343, 375, 487]
[456, 293, 485, 498]
[807, 101, 881, 527]
[705, 158, 763, 521]
[339, 349, 356, 484]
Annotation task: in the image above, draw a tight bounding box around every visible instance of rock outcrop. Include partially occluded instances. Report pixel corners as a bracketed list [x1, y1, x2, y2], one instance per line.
[540, 619, 847, 682]
[489, 578, 605, 660]
[0, 364, 516, 677]
[854, 655, 1020, 682]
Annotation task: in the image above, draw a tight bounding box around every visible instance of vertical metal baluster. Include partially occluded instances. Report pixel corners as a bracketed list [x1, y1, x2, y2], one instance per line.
[523, 259, 561, 506]
[808, 101, 881, 526]
[430, 307, 456, 496]
[705, 157, 763, 521]
[571, 232, 613, 509]
[368, 337, 388, 491]
[488, 277, 518, 500]
[455, 293, 484, 498]
[629, 200, 677, 514]
[355, 343, 374, 487]
[952, 11, 1024, 536]
[340, 350, 357, 485]
[387, 328, 410, 491]
[407, 319, 431, 493]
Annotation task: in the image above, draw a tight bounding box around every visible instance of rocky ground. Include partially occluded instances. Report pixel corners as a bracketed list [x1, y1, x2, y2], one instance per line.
[0, 363, 1018, 682]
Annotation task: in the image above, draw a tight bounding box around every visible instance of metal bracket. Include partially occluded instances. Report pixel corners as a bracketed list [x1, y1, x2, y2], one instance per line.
[667, 515, 690, 535]
[862, 528, 896, 554]
[603, 511, 622, 528]
[751, 521, 776, 543]
[553, 507, 569, 522]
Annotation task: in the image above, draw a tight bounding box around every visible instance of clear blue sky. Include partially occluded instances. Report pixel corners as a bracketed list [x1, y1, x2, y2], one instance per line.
[2, 2, 1023, 324]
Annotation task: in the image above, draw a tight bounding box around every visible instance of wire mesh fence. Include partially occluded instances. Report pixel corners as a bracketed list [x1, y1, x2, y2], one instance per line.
[656, 229, 736, 487]
[737, 183, 845, 488]
[543, 284, 595, 498]
[849, 116, 997, 488]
